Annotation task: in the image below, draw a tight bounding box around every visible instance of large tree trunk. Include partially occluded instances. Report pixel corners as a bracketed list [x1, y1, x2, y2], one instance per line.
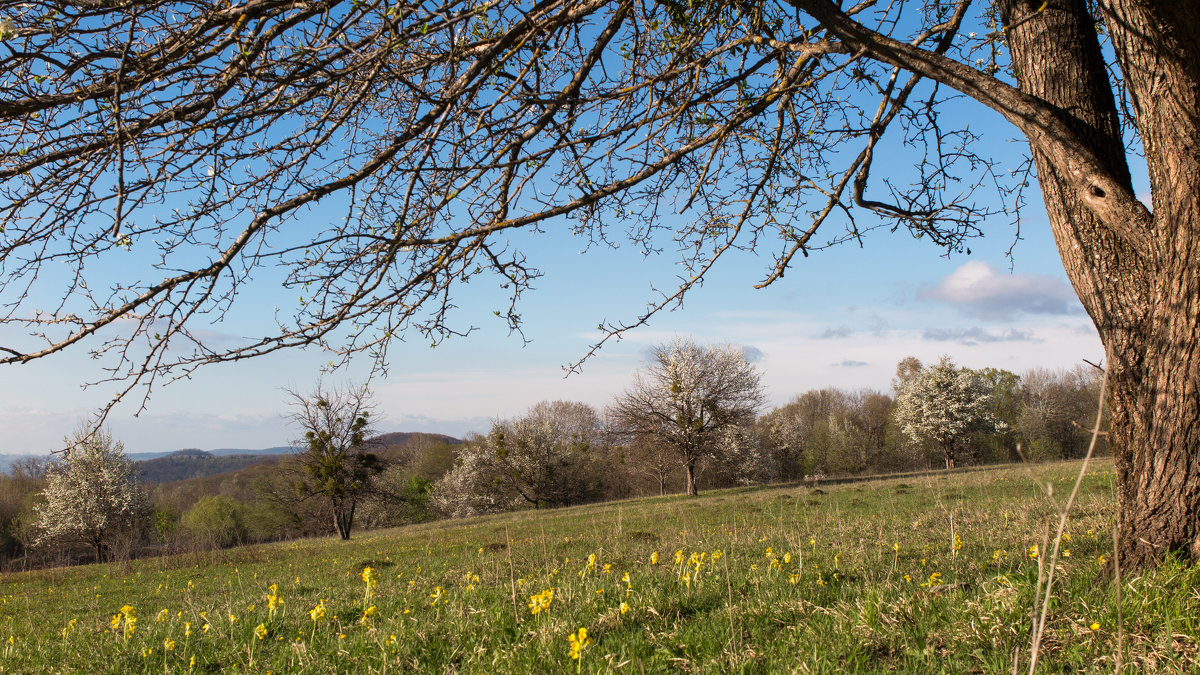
[1000, 0, 1200, 568]
[684, 459, 698, 496]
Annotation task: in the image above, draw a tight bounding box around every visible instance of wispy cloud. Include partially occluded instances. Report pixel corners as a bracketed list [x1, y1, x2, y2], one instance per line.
[919, 261, 1080, 319]
[922, 327, 1040, 345]
[835, 360, 869, 368]
[818, 326, 854, 339]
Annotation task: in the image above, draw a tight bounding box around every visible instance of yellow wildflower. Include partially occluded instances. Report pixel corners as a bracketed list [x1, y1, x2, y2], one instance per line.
[309, 601, 326, 621]
[362, 566, 379, 589]
[254, 623, 268, 640]
[567, 627, 592, 660]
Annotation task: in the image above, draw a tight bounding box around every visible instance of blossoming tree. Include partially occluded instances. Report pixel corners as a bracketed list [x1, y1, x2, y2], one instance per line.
[33, 428, 150, 562]
[609, 339, 764, 496]
[893, 356, 999, 470]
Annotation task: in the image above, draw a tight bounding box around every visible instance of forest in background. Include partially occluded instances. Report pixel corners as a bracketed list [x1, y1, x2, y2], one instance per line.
[0, 355, 1102, 572]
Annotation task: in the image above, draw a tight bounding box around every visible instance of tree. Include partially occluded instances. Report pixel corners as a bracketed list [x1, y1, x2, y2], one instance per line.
[286, 382, 383, 540]
[431, 401, 607, 514]
[609, 339, 764, 496]
[0, 457, 46, 564]
[621, 434, 680, 497]
[893, 356, 998, 470]
[180, 495, 249, 549]
[430, 436, 510, 519]
[1018, 365, 1104, 460]
[761, 387, 896, 477]
[704, 424, 777, 488]
[1, 0, 1195, 568]
[970, 367, 1022, 463]
[33, 428, 150, 562]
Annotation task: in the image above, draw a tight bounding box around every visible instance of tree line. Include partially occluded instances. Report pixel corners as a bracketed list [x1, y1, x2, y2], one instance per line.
[1, 339, 1103, 571]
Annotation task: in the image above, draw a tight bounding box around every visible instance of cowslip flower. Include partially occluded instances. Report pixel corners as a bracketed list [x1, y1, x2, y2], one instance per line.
[267, 584, 283, 617]
[568, 627, 592, 660]
[528, 589, 554, 615]
[112, 605, 137, 640]
[309, 601, 327, 622]
[362, 566, 379, 603]
[649, 551, 659, 566]
[254, 623, 268, 640]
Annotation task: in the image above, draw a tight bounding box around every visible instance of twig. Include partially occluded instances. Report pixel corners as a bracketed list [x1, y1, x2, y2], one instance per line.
[505, 526, 519, 626]
[1114, 523, 1123, 672]
[1027, 370, 1108, 674]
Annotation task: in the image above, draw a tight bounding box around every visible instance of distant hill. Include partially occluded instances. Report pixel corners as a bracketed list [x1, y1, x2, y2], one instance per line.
[135, 449, 286, 484]
[125, 446, 294, 462]
[371, 432, 463, 448]
[3, 433, 462, 481]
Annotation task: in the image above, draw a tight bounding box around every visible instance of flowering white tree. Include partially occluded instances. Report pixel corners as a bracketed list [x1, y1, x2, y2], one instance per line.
[705, 425, 777, 488]
[432, 401, 606, 517]
[609, 339, 765, 496]
[893, 356, 998, 470]
[34, 428, 150, 561]
[430, 442, 509, 519]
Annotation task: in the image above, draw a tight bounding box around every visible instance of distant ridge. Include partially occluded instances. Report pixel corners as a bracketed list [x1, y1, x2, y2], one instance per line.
[125, 446, 294, 462]
[371, 431, 463, 447]
[135, 449, 284, 484]
[3, 432, 463, 478]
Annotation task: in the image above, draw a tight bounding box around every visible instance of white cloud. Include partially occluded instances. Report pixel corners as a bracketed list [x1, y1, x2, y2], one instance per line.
[919, 261, 1080, 319]
[922, 327, 1039, 345]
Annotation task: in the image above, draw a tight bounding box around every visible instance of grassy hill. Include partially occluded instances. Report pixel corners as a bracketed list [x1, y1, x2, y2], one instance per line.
[1, 458, 1196, 673]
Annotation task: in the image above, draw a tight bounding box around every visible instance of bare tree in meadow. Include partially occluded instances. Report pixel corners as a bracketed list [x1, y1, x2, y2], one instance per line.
[286, 382, 382, 540]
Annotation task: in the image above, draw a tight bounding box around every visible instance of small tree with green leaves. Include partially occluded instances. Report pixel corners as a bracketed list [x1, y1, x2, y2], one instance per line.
[33, 428, 150, 562]
[287, 382, 382, 540]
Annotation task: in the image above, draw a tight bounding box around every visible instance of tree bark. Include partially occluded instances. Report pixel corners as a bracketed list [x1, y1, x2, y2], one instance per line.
[1000, 0, 1200, 567]
[684, 459, 698, 497]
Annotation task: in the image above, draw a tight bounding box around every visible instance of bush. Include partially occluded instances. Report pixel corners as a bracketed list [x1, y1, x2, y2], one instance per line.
[181, 496, 249, 549]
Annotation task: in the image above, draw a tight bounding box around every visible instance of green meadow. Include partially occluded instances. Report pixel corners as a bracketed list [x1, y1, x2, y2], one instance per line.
[2, 459, 1197, 673]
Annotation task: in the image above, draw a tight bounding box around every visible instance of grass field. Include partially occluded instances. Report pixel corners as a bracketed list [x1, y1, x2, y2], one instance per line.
[2, 458, 1198, 673]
